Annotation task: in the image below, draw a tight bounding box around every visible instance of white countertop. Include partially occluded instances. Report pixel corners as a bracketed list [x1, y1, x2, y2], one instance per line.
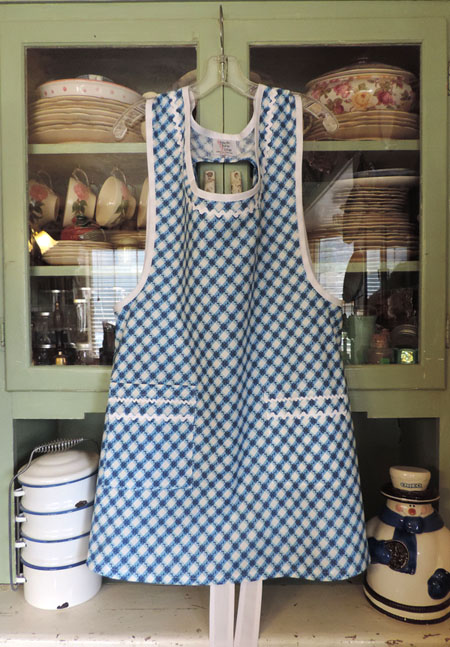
[0, 580, 449, 646]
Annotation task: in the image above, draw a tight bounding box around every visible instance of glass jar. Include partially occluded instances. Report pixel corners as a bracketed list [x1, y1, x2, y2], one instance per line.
[33, 343, 55, 366]
[75, 342, 95, 365]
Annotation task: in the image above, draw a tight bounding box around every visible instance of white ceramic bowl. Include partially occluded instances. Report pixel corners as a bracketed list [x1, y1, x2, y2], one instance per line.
[22, 561, 101, 610]
[17, 502, 94, 541]
[18, 532, 90, 568]
[37, 78, 142, 105]
[17, 450, 99, 513]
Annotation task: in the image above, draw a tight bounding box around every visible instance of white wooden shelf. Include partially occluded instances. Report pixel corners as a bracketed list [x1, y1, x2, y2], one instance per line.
[0, 580, 448, 646]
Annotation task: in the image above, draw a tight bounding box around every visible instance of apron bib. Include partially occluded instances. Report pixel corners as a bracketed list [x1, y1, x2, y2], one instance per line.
[88, 85, 369, 585]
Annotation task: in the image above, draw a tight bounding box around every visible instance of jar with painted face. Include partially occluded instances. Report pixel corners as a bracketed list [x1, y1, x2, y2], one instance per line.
[364, 466, 450, 624]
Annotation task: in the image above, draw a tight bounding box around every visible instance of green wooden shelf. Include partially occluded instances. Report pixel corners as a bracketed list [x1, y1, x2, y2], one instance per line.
[30, 263, 143, 277]
[28, 143, 147, 155]
[28, 140, 419, 155]
[303, 140, 420, 152]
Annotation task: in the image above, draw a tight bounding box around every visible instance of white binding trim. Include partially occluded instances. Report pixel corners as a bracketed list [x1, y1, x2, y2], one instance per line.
[114, 98, 157, 314]
[183, 84, 265, 202]
[108, 412, 195, 424]
[294, 95, 343, 308]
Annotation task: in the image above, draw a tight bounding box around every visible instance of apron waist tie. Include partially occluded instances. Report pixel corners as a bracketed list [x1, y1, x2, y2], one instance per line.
[209, 579, 263, 647]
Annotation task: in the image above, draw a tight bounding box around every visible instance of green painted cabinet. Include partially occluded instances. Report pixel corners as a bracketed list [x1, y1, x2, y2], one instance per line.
[0, 0, 449, 583]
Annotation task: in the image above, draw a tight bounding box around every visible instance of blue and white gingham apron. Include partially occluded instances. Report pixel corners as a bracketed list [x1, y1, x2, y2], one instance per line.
[87, 85, 369, 585]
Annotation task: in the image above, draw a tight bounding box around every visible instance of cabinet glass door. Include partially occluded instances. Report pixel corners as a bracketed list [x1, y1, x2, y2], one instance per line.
[0, 3, 219, 393]
[27, 45, 195, 368]
[224, 13, 447, 390]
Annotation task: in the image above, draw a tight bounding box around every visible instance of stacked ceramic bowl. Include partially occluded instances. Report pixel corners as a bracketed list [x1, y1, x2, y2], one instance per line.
[305, 62, 419, 140]
[14, 450, 101, 609]
[28, 75, 144, 144]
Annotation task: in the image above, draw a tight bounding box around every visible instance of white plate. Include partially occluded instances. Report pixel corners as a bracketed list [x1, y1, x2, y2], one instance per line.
[30, 128, 142, 144]
[336, 176, 419, 188]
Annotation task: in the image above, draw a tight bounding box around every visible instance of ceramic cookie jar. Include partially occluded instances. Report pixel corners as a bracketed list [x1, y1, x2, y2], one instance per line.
[364, 466, 450, 623]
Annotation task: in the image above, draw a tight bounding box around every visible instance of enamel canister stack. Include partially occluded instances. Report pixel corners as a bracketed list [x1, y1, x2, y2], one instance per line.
[13, 449, 102, 609]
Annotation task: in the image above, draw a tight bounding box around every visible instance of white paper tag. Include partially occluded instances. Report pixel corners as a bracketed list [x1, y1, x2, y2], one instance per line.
[212, 139, 238, 157]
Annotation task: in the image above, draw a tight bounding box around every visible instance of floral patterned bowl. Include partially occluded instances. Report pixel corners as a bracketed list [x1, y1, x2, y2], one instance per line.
[305, 63, 418, 115]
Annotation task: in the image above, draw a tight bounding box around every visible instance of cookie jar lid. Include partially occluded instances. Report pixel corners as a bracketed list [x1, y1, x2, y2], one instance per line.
[18, 450, 99, 486]
[380, 465, 439, 503]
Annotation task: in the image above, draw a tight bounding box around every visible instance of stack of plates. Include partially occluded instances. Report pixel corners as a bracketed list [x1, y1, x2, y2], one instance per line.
[307, 170, 419, 258]
[28, 96, 144, 144]
[306, 110, 419, 141]
[335, 172, 418, 255]
[105, 230, 146, 249]
[42, 240, 113, 266]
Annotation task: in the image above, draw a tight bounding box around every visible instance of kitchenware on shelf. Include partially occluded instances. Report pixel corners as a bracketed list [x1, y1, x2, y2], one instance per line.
[20, 560, 101, 611]
[137, 177, 148, 229]
[365, 466, 450, 623]
[28, 172, 60, 227]
[346, 313, 376, 364]
[41, 240, 113, 266]
[105, 230, 145, 248]
[9, 439, 102, 609]
[96, 168, 136, 228]
[305, 61, 418, 115]
[28, 94, 144, 144]
[367, 329, 393, 364]
[63, 168, 97, 227]
[37, 76, 142, 104]
[16, 449, 99, 513]
[17, 532, 91, 569]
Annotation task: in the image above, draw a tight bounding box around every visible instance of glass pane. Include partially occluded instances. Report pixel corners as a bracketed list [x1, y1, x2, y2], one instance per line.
[251, 44, 420, 366]
[27, 46, 196, 366]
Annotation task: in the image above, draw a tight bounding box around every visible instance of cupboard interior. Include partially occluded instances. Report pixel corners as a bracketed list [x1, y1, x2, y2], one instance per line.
[27, 42, 422, 366]
[26, 46, 197, 99]
[13, 415, 439, 526]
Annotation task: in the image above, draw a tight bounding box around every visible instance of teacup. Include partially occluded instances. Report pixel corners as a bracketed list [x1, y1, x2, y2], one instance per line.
[96, 168, 136, 228]
[63, 168, 97, 227]
[137, 177, 148, 229]
[29, 172, 60, 226]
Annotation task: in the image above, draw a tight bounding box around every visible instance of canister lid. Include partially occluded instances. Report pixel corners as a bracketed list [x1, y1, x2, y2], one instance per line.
[380, 465, 439, 503]
[18, 450, 99, 486]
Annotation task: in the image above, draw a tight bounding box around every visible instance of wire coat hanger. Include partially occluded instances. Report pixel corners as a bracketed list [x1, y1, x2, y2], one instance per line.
[113, 5, 338, 139]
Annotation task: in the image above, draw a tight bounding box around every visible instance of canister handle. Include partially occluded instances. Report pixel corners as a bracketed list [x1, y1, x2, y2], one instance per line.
[7, 437, 90, 590]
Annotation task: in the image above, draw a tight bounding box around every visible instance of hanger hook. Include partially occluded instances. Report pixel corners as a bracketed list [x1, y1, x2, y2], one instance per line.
[219, 5, 225, 58]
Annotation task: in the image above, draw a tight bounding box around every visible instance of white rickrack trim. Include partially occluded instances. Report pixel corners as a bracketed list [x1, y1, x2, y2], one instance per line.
[171, 92, 183, 146]
[109, 397, 196, 406]
[262, 91, 277, 174]
[108, 412, 195, 424]
[188, 199, 259, 220]
[264, 408, 346, 422]
[264, 393, 346, 406]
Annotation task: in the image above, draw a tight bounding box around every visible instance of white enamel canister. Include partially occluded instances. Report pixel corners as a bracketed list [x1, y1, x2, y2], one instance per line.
[14, 448, 101, 609]
[21, 562, 102, 610]
[16, 450, 99, 512]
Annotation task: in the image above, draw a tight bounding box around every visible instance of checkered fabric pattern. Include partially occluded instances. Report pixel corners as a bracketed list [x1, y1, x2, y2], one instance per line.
[87, 86, 369, 585]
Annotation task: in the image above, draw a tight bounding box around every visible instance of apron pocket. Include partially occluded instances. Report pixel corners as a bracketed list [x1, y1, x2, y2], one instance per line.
[102, 382, 197, 492]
